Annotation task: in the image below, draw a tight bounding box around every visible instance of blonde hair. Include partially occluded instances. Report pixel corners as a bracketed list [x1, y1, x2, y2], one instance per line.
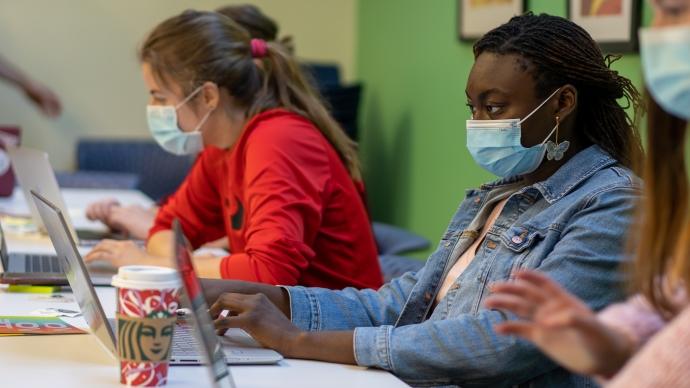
[630, 96, 689, 314]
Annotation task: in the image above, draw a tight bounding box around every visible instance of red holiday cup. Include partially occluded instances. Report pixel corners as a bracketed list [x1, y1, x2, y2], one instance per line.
[111, 266, 181, 386]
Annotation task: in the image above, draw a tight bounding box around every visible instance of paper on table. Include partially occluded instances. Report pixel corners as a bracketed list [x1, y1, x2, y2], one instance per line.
[0, 316, 87, 335]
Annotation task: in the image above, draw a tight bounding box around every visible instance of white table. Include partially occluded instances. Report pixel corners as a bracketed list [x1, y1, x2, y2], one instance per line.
[0, 188, 409, 387]
[0, 286, 407, 388]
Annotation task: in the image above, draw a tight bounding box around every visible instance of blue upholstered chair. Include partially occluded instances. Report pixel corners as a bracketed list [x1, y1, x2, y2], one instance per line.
[73, 139, 194, 202]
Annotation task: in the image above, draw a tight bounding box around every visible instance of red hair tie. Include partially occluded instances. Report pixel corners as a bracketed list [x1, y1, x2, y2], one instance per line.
[250, 38, 267, 58]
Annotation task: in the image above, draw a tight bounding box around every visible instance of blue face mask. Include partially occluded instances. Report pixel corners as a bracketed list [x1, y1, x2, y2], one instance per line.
[640, 26, 690, 120]
[466, 88, 561, 178]
[146, 86, 213, 155]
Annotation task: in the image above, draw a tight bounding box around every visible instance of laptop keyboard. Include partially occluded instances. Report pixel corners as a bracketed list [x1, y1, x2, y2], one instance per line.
[171, 322, 200, 357]
[25, 254, 61, 273]
[106, 318, 280, 364]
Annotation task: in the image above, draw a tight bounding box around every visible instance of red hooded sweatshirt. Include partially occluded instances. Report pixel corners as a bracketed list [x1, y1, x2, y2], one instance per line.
[150, 109, 383, 289]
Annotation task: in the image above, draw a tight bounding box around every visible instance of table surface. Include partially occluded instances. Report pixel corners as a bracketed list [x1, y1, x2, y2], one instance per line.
[0, 188, 408, 387]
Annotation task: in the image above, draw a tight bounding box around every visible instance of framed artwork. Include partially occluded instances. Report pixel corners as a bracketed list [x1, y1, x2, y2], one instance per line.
[458, 0, 526, 41]
[567, 0, 642, 52]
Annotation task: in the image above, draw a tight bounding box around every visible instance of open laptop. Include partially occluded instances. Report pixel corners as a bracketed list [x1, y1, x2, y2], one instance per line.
[172, 219, 236, 387]
[0, 215, 116, 286]
[8, 146, 124, 245]
[31, 189, 283, 368]
[0, 220, 62, 285]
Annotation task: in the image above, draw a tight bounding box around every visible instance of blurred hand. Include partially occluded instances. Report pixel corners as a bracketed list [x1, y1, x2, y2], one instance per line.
[107, 205, 156, 240]
[84, 239, 165, 268]
[86, 198, 120, 223]
[23, 80, 62, 118]
[86, 199, 155, 240]
[484, 270, 634, 377]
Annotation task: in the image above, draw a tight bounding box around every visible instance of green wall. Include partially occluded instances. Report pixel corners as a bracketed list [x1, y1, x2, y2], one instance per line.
[356, 0, 651, 257]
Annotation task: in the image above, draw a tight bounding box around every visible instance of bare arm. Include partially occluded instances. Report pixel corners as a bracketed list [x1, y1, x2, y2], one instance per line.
[146, 230, 174, 258]
[0, 54, 61, 117]
[0, 54, 31, 87]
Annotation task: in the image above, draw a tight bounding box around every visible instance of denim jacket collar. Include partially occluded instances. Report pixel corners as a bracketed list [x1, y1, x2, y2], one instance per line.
[480, 145, 617, 204]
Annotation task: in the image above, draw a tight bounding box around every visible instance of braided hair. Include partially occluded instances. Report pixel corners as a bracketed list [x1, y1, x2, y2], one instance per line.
[474, 13, 643, 170]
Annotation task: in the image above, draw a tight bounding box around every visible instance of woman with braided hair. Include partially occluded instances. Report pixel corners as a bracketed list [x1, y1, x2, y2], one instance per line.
[199, 13, 642, 387]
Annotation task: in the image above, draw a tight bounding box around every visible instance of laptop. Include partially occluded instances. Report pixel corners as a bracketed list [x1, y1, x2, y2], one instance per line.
[0, 215, 116, 286]
[0, 220, 62, 285]
[8, 146, 125, 245]
[31, 189, 283, 368]
[172, 219, 236, 387]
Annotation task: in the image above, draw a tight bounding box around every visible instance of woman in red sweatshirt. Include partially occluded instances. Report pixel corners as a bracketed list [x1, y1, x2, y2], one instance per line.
[85, 10, 382, 290]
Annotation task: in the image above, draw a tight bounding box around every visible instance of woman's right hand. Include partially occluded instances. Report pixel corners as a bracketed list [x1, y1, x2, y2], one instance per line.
[85, 198, 120, 223]
[484, 270, 634, 377]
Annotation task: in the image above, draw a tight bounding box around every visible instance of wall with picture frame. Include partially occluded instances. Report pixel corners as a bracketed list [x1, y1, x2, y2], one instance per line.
[356, 0, 652, 257]
[567, 0, 643, 53]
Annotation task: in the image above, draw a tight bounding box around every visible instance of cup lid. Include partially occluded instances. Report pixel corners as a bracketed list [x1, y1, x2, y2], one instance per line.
[111, 265, 180, 290]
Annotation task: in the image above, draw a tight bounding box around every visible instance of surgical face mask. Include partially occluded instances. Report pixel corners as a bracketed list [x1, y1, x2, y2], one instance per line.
[640, 25, 690, 120]
[466, 88, 562, 178]
[146, 86, 213, 155]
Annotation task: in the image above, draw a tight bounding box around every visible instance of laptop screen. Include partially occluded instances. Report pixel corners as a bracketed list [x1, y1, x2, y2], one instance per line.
[8, 147, 79, 243]
[0, 222, 8, 272]
[30, 190, 117, 358]
[173, 219, 235, 388]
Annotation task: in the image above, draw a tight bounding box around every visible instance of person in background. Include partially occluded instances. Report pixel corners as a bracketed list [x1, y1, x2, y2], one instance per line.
[85, 4, 292, 241]
[198, 13, 643, 387]
[85, 10, 382, 290]
[0, 54, 62, 118]
[484, 1, 690, 387]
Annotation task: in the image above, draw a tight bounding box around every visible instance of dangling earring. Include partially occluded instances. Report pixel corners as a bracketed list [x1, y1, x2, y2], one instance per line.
[546, 115, 570, 161]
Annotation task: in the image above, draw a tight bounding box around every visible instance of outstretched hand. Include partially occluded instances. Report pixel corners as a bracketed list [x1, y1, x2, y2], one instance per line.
[484, 270, 634, 377]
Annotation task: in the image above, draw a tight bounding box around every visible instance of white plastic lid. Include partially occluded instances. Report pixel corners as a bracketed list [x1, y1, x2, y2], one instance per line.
[111, 265, 180, 290]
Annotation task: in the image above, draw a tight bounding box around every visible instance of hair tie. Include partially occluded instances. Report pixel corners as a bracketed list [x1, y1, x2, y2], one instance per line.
[250, 38, 267, 58]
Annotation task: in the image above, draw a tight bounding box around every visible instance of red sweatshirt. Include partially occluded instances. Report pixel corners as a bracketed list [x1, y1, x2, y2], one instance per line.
[150, 109, 383, 289]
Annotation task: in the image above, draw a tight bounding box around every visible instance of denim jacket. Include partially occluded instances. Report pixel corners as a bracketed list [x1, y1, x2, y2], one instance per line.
[286, 145, 641, 387]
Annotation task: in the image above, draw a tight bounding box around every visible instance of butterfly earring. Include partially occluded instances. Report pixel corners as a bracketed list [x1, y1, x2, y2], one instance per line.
[546, 115, 570, 161]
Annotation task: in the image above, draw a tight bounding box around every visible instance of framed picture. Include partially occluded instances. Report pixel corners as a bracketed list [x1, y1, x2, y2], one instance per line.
[567, 0, 642, 52]
[457, 0, 526, 41]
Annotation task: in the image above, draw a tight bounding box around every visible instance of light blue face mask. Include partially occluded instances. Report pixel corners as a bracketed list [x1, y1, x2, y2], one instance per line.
[466, 88, 562, 178]
[640, 25, 690, 120]
[146, 86, 213, 155]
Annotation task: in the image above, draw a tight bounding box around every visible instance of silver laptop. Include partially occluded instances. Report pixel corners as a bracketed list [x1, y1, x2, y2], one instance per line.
[172, 219, 236, 387]
[0, 216, 115, 286]
[31, 189, 283, 368]
[0, 220, 63, 284]
[8, 146, 124, 245]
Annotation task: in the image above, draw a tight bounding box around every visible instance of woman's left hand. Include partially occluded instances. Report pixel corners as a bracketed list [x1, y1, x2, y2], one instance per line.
[209, 292, 302, 356]
[85, 239, 165, 268]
